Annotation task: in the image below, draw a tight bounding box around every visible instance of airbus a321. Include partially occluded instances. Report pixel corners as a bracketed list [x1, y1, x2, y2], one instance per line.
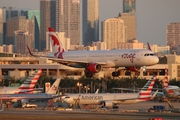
[63, 75, 158, 109]
[27, 27, 159, 77]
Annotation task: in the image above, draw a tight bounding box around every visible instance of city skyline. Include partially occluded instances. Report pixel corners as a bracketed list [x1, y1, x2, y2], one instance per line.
[0, 0, 180, 46]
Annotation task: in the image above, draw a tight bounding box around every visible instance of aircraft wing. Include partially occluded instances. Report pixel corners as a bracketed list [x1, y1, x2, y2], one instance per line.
[112, 88, 140, 92]
[27, 45, 113, 66]
[48, 58, 108, 65]
[16, 88, 44, 94]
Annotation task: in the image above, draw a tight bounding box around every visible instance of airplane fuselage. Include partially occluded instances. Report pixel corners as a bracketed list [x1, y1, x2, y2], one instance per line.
[58, 49, 159, 68]
[63, 93, 150, 105]
[1, 93, 54, 101]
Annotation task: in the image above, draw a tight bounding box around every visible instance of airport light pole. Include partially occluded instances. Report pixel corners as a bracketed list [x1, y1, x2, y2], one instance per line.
[84, 85, 90, 93]
[77, 82, 82, 93]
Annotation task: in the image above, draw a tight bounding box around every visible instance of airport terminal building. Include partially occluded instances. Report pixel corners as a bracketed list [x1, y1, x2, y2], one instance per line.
[0, 52, 179, 81]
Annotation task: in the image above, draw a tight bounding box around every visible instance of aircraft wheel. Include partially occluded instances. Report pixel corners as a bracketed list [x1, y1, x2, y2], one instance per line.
[112, 72, 119, 77]
[85, 71, 93, 77]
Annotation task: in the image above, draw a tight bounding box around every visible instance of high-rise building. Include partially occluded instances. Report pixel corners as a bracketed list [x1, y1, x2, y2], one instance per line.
[166, 23, 180, 53]
[0, 44, 13, 53]
[56, 0, 80, 45]
[118, 13, 136, 41]
[0, 7, 27, 46]
[40, 0, 56, 51]
[6, 16, 34, 53]
[14, 30, 33, 54]
[82, 0, 99, 46]
[117, 40, 143, 49]
[27, 10, 40, 50]
[123, 0, 136, 13]
[0, 8, 6, 46]
[102, 18, 126, 50]
[6, 16, 27, 45]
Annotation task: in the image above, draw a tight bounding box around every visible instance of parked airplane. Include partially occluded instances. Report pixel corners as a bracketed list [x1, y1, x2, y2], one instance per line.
[1, 69, 42, 94]
[27, 27, 159, 77]
[63, 75, 158, 108]
[162, 68, 180, 98]
[1, 78, 61, 104]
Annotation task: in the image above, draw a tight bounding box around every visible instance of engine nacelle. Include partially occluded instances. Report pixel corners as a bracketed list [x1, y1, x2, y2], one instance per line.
[126, 67, 141, 72]
[87, 63, 101, 73]
[164, 89, 179, 98]
[102, 101, 114, 108]
[11, 99, 18, 103]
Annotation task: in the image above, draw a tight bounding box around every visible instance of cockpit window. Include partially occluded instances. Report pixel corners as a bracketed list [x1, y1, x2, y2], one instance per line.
[144, 53, 155, 56]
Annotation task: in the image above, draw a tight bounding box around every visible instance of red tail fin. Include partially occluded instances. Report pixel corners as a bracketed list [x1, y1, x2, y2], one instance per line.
[48, 27, 65, 54]
[147, 42, 152, 51]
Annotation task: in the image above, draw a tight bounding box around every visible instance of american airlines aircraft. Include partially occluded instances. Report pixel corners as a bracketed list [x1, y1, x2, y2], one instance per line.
[1, 69, 42, 94]
[27, 27, 159, 77]
[159, 68, 180, 98]
[1, 78, 61, 103]
[63, 75, 158, 108]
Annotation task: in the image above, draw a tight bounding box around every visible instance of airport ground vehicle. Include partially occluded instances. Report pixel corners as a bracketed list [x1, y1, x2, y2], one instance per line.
[22, 103, 37, 109]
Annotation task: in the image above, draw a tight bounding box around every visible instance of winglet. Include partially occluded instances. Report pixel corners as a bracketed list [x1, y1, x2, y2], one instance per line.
[26, 45, 35, 56]
[147, 42, 152, 51]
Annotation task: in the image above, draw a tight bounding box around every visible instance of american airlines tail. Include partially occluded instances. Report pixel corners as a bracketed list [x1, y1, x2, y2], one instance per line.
[48, 27, 65, 54]
[138, 75, 156, 100]
[163, 68, 168, 88]
[46, 78, 61, 94]
[15, 69, 42, 93]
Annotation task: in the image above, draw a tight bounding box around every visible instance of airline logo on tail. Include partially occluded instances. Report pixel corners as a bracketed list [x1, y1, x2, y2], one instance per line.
[48, 27, 65, 58]
[15, 69, 42, 94]
[138, 75, 156, 100]
[46, 78, 61, 94]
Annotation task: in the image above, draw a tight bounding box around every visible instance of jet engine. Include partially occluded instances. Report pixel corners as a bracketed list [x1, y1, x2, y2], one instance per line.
[11, 99, 18, 103]
[164, 89, 179, 98]
[87, 63, 102, 73]
[101, 101, 118, 108]
[126, 67, 141, 72]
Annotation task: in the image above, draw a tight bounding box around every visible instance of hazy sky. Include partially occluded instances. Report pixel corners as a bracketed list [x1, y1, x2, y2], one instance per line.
[1, 0, 180, 45]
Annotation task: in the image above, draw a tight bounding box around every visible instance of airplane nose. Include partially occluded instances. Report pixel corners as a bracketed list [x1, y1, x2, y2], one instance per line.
[154, 57, 159, 64]
[63, 98, 68, 103]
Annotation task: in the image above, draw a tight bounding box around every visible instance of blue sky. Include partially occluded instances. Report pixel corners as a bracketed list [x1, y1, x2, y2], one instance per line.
[1, 0, 180, 45]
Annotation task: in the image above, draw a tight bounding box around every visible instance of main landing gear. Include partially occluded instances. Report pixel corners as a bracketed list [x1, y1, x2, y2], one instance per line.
[112, 70, 120, 77]
[84, 70, 94, 77]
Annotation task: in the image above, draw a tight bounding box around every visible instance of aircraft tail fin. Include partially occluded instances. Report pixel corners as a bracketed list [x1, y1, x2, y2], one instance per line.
[95, 89, 99, 94]
[163, 68, 168, 89]
[48, 27, 65, 54]
[138, 75, 156, 100]
[147, 42, 152, 51]
[15, 69, 42, 93]
[46, 78, 61, 94]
